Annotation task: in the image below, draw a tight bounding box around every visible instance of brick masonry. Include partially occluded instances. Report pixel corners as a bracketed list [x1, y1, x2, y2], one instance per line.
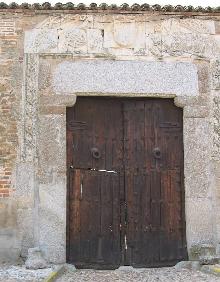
[0, 16, 18, 199]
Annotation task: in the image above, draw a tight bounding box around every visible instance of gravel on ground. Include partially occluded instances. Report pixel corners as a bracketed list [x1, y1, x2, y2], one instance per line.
[0, 263, 53, 282]
[56, 266, 220, 282]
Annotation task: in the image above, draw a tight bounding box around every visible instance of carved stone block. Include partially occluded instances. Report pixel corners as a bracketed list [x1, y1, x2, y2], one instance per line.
[104, 21, 145, 49]
[146, 33, 218, 58]
[24, 29, 58, 54]
[58, 28, 87, 54]
[87, 29, 104, 54]
[153, 19, 215, 34]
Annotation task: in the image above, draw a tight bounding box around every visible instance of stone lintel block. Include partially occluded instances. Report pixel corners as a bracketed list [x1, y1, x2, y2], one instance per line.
[53, 61, 199, 96]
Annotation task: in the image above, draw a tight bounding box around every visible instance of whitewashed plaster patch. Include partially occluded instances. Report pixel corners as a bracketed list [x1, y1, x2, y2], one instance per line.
[52, 60, 199, 96]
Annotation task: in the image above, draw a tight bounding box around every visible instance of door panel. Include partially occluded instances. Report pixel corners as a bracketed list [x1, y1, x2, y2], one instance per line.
[123, 99, 186, 267]
[67, 97, 187, 269]
[67, 98, 124, 269]
[67, 97, 123, 171]
[68, 169, 122, 268]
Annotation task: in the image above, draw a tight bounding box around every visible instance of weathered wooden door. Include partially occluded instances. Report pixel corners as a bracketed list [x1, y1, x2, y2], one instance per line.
[67, 97, 187, 269]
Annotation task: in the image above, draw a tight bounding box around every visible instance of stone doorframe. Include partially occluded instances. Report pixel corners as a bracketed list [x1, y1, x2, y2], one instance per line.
[17, 51, 214, 264]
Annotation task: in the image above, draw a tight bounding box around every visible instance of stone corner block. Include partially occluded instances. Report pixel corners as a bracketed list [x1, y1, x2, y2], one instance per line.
[25, 247, 48, 270]
[39, 95, 76, 107]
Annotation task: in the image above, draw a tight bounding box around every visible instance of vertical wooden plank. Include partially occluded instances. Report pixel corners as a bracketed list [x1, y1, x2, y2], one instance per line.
[68, 169, 81, 263]
[124, 98, 186, 267]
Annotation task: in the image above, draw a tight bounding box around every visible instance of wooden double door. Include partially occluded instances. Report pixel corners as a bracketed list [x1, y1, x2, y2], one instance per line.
[66, 97, 187, 269]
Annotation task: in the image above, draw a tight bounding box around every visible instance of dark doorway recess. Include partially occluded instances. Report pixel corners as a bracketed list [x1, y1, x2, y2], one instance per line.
[66, 97, 187, 269]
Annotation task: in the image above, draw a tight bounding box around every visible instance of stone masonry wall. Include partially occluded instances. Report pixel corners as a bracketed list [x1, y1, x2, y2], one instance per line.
[0, 9, 220, 263]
